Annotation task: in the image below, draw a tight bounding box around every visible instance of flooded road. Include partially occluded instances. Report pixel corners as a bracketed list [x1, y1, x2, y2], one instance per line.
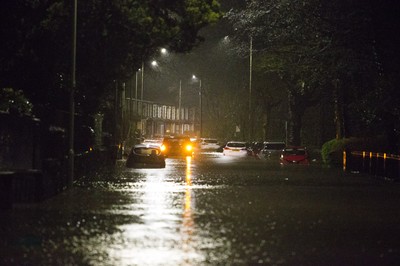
[1, 152, 400, 265]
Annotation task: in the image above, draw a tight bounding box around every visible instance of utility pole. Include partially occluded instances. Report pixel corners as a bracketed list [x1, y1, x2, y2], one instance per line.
[140, 61, 144, 136]
[179, 80, 182, 134]
[68, 0, 77, 188]
[199, 79, 202, 138]
[248, 36, 253, 141]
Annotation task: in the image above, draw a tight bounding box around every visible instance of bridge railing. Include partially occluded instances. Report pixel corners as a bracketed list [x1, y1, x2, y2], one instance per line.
[123, 98, 195, 122]
[343, 150, 400, 181]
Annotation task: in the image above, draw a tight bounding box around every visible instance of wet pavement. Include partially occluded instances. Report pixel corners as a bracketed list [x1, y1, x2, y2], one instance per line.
[1, 152, 400, 265]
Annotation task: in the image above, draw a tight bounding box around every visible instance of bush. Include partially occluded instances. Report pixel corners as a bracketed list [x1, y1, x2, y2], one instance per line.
[321, 138, 346, 166]
[321, 136, 391, 166]
[0, 88, 33, 116]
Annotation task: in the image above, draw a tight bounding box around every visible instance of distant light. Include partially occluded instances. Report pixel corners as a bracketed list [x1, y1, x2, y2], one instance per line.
[160, 48, 167, 54]
[151, 60, 158, 67]
[192, 75, 197, 79]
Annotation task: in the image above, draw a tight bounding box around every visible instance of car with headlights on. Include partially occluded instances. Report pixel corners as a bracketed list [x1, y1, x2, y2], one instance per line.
[161, 136, 193, 157]
[279, 146, 310, 165]
[222, 141, 249, 157]
[126, 144, 166, 168]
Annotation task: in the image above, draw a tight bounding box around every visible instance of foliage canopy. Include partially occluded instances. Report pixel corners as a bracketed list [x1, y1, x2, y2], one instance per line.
[0, 0, 222, 116]
[226, 0, 400, 148]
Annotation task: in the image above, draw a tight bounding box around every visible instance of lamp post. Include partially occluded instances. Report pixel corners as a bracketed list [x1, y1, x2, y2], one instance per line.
[221, 35, 253, 140]
[132, 49, 166, 138]
[179, 79, 182, 134]
[248, 36, 253, 141]
[68, 0, 77, 188]
[192, 75, 202, 138]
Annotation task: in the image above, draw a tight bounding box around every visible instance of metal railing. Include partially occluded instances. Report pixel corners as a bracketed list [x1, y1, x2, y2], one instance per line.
[343, 150, 400, 180]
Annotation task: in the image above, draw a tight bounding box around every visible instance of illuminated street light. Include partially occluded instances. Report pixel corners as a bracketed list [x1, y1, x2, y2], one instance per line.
[136, 49, 167, 137]
[192, 75, 202, 138]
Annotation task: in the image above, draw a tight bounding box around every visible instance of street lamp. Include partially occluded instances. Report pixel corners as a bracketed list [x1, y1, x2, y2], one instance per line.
[192, 75, 202, 138]
[135, 48, 167, 136]
[68, 0, 77, 188]
[138, 59, 157, 135]
[160, 48, 168, 55]
[221, 35, 253, 140]
[249, 36, 253, 141]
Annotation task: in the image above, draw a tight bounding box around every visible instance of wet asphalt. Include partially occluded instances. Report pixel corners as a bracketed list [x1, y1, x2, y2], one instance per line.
[1, 152, 400, 265]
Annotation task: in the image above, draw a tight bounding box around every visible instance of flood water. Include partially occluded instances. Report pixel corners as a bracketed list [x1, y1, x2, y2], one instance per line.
[1, 152, 400, 265]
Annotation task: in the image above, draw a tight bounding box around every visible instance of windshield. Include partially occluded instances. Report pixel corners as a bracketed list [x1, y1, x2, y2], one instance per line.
[283, 149, 306, 155]
[264, 143, 285, 150]
[227, 142, 246, 148]
[164, 138, 190, 145]
[134, 147, 160, 155]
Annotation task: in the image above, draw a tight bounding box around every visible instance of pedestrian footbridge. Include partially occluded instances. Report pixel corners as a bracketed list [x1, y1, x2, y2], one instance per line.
[121, 98, 198, 138]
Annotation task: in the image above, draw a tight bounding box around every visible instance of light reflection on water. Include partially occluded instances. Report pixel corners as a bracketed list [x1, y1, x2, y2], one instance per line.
[182, 156, 195, 261]
[103, 157, 203, 265]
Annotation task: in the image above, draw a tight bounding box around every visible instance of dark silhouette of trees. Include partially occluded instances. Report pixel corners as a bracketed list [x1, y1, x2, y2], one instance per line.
[0, 0, 222, 117]
[225, 0, 400, 148]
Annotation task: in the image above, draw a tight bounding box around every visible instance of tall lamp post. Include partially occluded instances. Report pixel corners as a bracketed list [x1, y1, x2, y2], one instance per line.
[133, 49, 167, 137]
[192, 75, 202, 138]
[248, 36, 253, 141]
[179, 79, 182, 134]
[68, 0, 77, 188]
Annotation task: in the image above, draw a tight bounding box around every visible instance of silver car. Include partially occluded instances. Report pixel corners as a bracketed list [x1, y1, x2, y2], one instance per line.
[261, 141, 286, 158]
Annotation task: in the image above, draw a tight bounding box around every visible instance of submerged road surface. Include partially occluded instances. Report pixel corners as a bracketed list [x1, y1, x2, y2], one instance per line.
[1, 152, 400, 265]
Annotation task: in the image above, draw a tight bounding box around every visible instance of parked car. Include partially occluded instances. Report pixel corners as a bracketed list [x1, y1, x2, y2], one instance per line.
[216, 142, 226, 153]
[222, 141, 249, 157]
[142, 138, 163, 147]
[161, 136, 193, 157]
[200, 138, 220, 151]
[126, 144, 166, 168]
[261, 141, 286, 158]
[280, 146, 310, 165]
[248, 141, 264, 156]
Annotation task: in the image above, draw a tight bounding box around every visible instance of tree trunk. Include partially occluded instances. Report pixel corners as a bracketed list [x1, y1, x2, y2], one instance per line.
[288, 110, 302, 146]
[333, 79, 345, 139]
[262, 106, 272, 141]
[287, 92, 303, 146]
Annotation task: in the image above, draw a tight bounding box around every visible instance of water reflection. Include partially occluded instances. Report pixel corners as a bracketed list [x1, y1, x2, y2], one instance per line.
[182, 156, 195, 259]
[103, 158, 201, 265]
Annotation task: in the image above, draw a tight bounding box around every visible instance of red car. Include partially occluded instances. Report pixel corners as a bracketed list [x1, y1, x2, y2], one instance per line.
[280, 146, 310, 165]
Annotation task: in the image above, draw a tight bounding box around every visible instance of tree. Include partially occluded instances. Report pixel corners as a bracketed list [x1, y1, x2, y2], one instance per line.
[225, 0, 393, 146]
[226, 0, 329, 144]
[0, 0, 222, 117]
[0, 88, 33, 116]
[253, 71, 286, 141]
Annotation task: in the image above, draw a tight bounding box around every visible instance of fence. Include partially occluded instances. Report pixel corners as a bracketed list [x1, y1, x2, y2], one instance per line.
[343, 150, 400, 180]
